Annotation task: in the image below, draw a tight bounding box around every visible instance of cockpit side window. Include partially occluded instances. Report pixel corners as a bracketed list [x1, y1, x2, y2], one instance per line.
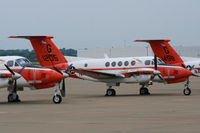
[15, 62, 19, 66]
[16, 58, 32, 66]
[7, 60, 14, 67]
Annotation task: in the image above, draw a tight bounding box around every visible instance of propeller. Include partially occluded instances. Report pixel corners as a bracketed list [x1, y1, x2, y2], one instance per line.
[4, 64, 25, 93]
[53, 64, 74, 97]
[149, 55, 166, 83]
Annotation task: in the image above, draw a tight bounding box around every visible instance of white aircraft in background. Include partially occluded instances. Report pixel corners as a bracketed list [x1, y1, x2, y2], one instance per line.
[0, 56, 69, 104]
[10, 36, 195, 98]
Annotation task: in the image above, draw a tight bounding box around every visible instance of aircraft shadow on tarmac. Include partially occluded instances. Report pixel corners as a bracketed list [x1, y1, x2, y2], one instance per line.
[71, 93, 182, 98]
[0, 93, 189, 105]
[0, 99, 54, 105]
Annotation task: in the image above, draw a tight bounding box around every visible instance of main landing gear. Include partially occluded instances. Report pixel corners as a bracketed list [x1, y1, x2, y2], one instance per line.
[105, 86, 116, 96]
[8, 92, 21, 102]
[183, 78, 191, 96]
[139, 84, 150, 95]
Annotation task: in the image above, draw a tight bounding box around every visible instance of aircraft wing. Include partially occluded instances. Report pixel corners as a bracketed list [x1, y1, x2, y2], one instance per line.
[73, 69, 125, 79]
[73, 68, 161, 79]
[122, 68, 160, 78]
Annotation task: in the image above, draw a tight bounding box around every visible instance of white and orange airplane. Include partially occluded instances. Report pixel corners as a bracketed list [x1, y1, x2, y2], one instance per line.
[0, 56, 69, 103]
[9, 36, 194, 96]
[135, 39, 200, 95]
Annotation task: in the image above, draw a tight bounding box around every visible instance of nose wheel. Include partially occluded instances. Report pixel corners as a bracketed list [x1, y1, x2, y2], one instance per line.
[53, 94, 62, 104]
[8, 93, 21, 102]
[53, 84, 63, 104]
[184, 87, 191, 96]
[140, 87, 150, 95]
[184, 78, 191, 96]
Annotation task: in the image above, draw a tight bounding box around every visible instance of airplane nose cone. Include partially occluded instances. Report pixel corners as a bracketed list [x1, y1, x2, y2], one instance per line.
[12, 73, 21, 80]
[53, 71, 63, 82]
[184, 69, 193, 77]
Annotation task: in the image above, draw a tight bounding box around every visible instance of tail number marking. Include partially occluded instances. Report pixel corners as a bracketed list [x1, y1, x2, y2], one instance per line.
[42, 54, 58, 61]
[162, 46, 175, 61]
[42, 44, 59, 61]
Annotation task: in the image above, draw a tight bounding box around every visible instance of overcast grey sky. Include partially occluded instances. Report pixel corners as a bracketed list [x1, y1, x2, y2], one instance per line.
[0, 0, 200, 50]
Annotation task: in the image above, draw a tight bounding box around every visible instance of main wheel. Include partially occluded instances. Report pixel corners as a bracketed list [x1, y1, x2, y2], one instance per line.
[140, 87, 150, 95]
[53, 95, 62, 104]
[8, 94, 20, 102]
[106, 89, 116, 96]
[184, 88, 191, 96]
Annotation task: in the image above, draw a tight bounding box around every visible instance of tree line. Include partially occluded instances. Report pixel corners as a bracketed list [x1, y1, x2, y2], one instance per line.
[0, 48, 77, 62]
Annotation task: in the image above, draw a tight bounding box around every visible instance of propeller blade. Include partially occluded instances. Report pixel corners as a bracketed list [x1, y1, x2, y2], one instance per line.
[65, 64, 73, 73]
[154, 55, 157, 70]
[4, 64, 15, 75]
[150, 75, 155, 81]
[60, 78, 66, 97]
[17, 66, 25, 74]
[53, 66, 63, 74]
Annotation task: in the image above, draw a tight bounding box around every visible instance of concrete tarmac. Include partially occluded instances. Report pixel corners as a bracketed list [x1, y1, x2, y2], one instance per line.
[0, 77, 200, 133]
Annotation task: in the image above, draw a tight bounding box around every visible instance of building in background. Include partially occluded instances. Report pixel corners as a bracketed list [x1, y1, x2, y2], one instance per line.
[78, 46, 200, 58]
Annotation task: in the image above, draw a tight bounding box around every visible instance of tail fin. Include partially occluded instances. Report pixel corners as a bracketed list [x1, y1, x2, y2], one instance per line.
[135, 40, 185, 67]
[9, 36, 68, 70]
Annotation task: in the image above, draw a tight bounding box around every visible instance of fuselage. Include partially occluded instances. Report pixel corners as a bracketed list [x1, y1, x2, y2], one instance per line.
[0, 56, 63, 90]
[67, 56, 192, 84]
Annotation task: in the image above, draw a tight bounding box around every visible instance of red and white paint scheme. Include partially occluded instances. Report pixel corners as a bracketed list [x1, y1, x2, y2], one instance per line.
[135, 40, 200, 95]
[0, 56, 67, 104]
[10, 36, 193, 96]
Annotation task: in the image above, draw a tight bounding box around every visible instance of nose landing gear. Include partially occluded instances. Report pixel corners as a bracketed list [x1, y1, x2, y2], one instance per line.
[184, 78, 191, 96]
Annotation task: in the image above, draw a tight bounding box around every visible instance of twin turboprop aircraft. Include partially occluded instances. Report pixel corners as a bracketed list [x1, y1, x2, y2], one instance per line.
[135, 39, 200, 95]
[9, 36, 194, 101]
[0, 56, 69, 103]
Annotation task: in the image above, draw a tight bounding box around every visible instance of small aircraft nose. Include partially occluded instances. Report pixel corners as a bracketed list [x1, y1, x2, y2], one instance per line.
[183, 68, 193, 77]
[12, 73, 21, 80]
[52, 71, 63, 82]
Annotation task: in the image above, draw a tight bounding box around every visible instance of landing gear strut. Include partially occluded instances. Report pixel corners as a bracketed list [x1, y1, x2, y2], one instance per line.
[53, 84, 62, 104]
[105, 86, 116, 96]
[184, 78, 191, 96]
[140, 84, 150, 95]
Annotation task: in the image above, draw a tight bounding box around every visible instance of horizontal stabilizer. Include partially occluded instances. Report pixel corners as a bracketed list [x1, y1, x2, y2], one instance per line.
[9, 36, 53, 39]
[135, 40, 170, 43]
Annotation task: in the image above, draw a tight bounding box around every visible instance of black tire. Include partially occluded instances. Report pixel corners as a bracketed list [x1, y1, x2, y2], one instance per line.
[140, 87, 150, 95]
[106, 89, 116, 96]
[53, 95, 62, 104]
[8, 94, 20, 102]
[184, 88, 191, 96]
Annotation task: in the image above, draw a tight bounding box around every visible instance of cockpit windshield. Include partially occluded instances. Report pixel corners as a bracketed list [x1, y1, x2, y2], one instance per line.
[16, 58, 32, 67]
[157, 59, 165, 65]
[151, 58, 166, 65]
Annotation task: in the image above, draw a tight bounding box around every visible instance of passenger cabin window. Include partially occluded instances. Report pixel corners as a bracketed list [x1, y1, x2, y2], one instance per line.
[131, 60, 136, 66]
[124, 61, 129, 66]
[145, 60, 151, 65]
[105, 62, 110, 67]
[118, 61, 122, 66]
[111, 62, 116, 67]
[7, 60, 14, 67]
[84, 63, 88, 67]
